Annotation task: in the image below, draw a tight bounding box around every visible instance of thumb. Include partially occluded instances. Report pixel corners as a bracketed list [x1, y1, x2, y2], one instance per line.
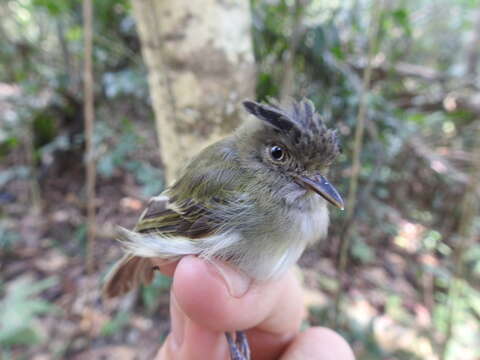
[156, 293, 230, 360]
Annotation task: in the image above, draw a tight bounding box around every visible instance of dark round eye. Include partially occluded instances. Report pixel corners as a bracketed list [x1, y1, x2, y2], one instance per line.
[270, 145, 286, 161]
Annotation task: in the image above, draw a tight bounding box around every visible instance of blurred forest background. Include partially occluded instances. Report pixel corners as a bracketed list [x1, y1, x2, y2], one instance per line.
[1, 0, 480, 359]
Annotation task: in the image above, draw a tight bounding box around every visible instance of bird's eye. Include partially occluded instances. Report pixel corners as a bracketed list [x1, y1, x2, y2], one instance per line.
[269, 145, 286, 162]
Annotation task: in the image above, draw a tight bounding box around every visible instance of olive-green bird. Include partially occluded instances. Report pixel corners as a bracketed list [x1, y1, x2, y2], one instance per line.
[103, 98, 344, 360]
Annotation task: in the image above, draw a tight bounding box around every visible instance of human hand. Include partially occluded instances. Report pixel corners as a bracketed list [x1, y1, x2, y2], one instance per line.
[153, 256, 355, 360]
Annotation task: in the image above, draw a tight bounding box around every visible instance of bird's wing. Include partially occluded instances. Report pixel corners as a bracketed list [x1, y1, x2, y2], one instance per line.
[103, 192, 232, 298]
[104, 141, 252, 298]
[133, 146, 253, 238]
[133, 192, 232, 239]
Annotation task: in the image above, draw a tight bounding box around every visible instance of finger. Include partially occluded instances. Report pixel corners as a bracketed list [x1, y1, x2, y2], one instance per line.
[173, 256, 303, 333]
[155, 290, 229, 360]
[244, 328, 298, 360]
[172, 256, 304, 359]
[279, 327, 355, 360]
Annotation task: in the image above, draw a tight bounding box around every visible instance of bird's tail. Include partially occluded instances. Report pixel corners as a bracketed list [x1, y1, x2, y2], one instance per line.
[102, 254, 155, 298]
[102, 227, 201, 298]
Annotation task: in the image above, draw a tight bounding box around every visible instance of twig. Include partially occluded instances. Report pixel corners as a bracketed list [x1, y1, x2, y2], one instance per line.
[408, 137, 469, 184]
[439, 121, 480, 359]
[466, 8, 480, 78]
[279, 0, 308, 102]
[349, 58, 446, 82]
[83, 0, 96, 274]
[345, 3, 382, 218]
[56, 17, 71, 85]
[332, 0, 383, 327]
[25, 126, 42, 214]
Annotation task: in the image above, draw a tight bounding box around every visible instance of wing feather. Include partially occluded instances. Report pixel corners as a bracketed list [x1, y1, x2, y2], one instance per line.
[134, 195, 225, 239]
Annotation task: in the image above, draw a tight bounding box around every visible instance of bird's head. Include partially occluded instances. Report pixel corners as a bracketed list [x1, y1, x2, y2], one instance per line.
[237, 98, 344, 210]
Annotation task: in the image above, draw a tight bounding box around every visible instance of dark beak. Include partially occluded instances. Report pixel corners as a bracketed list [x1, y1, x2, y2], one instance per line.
[295, 175, 344, 210]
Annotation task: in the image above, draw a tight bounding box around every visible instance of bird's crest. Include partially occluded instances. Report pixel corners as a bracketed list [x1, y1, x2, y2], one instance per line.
[243, 98, 341, 166]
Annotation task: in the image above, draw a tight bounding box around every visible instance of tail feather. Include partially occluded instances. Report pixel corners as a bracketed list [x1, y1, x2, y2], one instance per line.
[102, 255, 154, 298]
[103, 227, 200, 299]
[102, 227, 238, 298]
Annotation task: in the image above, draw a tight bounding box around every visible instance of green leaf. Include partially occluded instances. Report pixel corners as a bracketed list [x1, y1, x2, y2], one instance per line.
[0, 276, 57, 346]
[66, 26, 83, 42]
[142, 273, 172, 313]
[351, 239, 375, 264]
[100, 311, 130, 337]
[32, 0, 69, 15]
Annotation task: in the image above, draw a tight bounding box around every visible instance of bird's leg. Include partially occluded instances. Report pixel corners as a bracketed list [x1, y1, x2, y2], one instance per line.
[226, 332, 243, 360]
[225, 331, 251, 360]
[236, 331, 250, 359]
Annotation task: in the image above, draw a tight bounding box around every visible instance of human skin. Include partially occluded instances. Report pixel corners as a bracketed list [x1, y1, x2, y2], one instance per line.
[153, 256, 355, 360]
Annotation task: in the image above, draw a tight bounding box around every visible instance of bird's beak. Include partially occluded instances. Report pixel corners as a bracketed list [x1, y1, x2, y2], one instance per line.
[295, 175, 344, 210]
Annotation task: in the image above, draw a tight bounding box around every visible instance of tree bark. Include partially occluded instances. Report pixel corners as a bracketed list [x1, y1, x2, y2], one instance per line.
[132, 0, 255, 183]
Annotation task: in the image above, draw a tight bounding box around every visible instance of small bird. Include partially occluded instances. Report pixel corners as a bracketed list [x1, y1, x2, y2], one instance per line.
[103, 98, 343, 360]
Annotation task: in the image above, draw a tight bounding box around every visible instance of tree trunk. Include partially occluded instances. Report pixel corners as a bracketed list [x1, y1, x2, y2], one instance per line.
[132, 0, 255, 183]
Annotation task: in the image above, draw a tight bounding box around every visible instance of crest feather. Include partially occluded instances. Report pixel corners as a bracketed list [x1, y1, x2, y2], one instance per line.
[242, 100, 298, 132]
[243, 98, 341, 166]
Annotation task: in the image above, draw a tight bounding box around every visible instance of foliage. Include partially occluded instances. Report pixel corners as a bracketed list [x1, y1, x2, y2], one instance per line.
[0, 0, 151, 189]
[0, 277, 57, 347]
[142, 273, 172, 314]
[100, 311, 130, 337]
[95, 119, 164, 196]
[0, 219, 20, 250]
